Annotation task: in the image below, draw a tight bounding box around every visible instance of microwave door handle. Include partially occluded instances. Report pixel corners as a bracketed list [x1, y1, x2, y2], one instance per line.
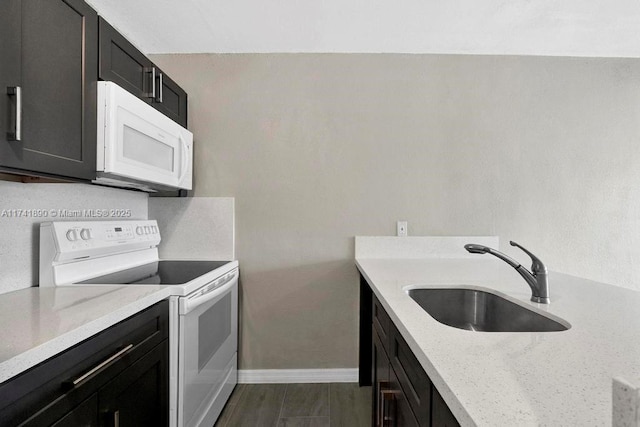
[177, 135, 190, 185]
[179, 271, 238, 315]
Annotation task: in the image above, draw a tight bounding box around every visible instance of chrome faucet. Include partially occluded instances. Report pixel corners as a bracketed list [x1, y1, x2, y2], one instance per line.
[464, 241, 550, 304]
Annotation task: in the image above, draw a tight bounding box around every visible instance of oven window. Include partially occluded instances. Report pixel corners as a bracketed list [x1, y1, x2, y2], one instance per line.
[198, 293, 231, 371]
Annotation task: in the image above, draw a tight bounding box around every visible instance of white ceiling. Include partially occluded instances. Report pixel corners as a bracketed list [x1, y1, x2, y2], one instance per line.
[86, 0, 640, 57]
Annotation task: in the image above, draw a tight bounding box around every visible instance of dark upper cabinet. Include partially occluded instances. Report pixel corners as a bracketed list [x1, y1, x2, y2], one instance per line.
[99, 18, 188, 128]
[153, 72, 188, 128]
[98, 17, 152, 99]
[0, 0, 97, 181]
[0, 1, 21, 147]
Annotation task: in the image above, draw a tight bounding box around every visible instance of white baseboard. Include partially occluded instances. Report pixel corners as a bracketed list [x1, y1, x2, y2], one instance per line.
[238, 368, 359, 384]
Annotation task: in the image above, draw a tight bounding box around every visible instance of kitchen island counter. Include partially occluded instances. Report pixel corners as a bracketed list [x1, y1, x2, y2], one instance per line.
[357, 250, 640, 426]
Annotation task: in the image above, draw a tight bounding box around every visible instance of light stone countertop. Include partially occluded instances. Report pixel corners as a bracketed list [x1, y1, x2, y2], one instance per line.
[356, 257, 640, 427]
[0, 285, 172, 384]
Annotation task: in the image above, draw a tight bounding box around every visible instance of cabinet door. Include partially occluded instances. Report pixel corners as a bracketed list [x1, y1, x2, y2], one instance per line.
[99, 18, 188, 128]
[51, 394, 99, 427]
[0, 0, 21, 146]
[374, 330, 419, 427]
[431, 386, 460, 427]
[152, 70, 188, 127]
[0, 0, 98, 180]
[372, 330, 389, 427]
[99, 17, 153, 100]
[390, 325, 431, 424]
[98, 340, 169, 427]
[388, 368, 420, 427]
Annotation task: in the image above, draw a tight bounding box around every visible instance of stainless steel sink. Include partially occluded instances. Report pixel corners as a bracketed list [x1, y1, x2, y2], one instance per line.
[407, 287, 570, 332]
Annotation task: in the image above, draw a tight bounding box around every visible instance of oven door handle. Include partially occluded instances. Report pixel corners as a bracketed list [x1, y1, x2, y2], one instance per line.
[179, 270, 238, 315]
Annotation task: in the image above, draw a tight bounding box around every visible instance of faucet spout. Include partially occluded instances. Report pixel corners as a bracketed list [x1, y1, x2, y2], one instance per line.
[464, 241, 550, 304]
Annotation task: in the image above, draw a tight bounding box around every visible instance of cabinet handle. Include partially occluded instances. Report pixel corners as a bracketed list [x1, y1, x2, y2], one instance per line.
[7, 86, 21, 141]
[377, 381, 389, 427]
[113, 410, 120, 427]
[381, 389, 399, 427]
[156, 72, 163, 103]
[71, 344, 133, 385]
[144, 67, 156, 99]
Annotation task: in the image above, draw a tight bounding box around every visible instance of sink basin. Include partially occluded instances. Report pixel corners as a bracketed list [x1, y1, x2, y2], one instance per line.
[407, 287, 570, 332]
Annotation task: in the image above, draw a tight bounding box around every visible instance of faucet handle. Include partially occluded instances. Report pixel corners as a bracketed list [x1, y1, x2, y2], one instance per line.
[509, 241, 548, 275]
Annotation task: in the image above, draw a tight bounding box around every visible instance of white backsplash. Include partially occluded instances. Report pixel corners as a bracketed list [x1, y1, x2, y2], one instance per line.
[0, 181, 235, 294]
[148, 197, 234, 260]
[355, 236, 499, 259]
[0, 182, 148, 294]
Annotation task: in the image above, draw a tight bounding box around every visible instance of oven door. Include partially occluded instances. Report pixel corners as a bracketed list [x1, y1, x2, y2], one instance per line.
[177, 270, 238, 427]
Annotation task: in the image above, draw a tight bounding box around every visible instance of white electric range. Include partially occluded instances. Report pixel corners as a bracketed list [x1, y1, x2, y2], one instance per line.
[39, 219, 238, 427]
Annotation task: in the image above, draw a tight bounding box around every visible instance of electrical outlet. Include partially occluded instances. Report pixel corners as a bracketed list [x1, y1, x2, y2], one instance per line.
[397, 221, 408, 237]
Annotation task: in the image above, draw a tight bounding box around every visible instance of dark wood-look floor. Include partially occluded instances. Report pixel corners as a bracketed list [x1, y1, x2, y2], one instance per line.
[214, 383, 372, 427]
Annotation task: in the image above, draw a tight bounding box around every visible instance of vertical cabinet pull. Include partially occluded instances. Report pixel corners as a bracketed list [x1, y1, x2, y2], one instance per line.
[7, 86, 21, 141]
[144, 67, 163, 103]
[381, 388, 399, 427]
[377, 382, 400, 427]
[113, 410, 120, 427]
[156, 72, 163, 103]
[377, 381, 387, 427]
[144, 67, 156, 99]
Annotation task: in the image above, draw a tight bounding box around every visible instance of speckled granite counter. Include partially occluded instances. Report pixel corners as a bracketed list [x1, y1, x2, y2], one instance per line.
[0, 285, 172, 383]
[357, 244, 640, 426]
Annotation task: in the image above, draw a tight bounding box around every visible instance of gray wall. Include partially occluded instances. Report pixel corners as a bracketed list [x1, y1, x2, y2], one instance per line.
[151, 53, 640, 370]
[0, 182, 148, 294]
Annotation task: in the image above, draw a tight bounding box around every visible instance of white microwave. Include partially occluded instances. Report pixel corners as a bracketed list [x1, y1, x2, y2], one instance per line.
[95, 81, 193, 192]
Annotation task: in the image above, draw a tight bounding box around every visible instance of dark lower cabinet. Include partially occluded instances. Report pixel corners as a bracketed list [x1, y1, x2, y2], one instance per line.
[372, 329, 389, 426]
[390, 323, 431, 423]
[51, 395, 99, 427]
[0, 0, 97, 180]
[431, 387, 459, 427]
[98, 340, 169, 427]
[389, 368, 420, 427]
[373, 329, 420, 427]
[362, 274, 461, 427]
[0, 300, 169, 427]
[99, 17, 187, 128]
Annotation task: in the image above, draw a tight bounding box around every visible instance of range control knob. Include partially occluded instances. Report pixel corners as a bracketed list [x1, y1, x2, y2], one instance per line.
[136, 226, 144, 235]
[144, 226, 151, 234]
[66, 229, 78, 241]
[80, 228, 92, 241]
